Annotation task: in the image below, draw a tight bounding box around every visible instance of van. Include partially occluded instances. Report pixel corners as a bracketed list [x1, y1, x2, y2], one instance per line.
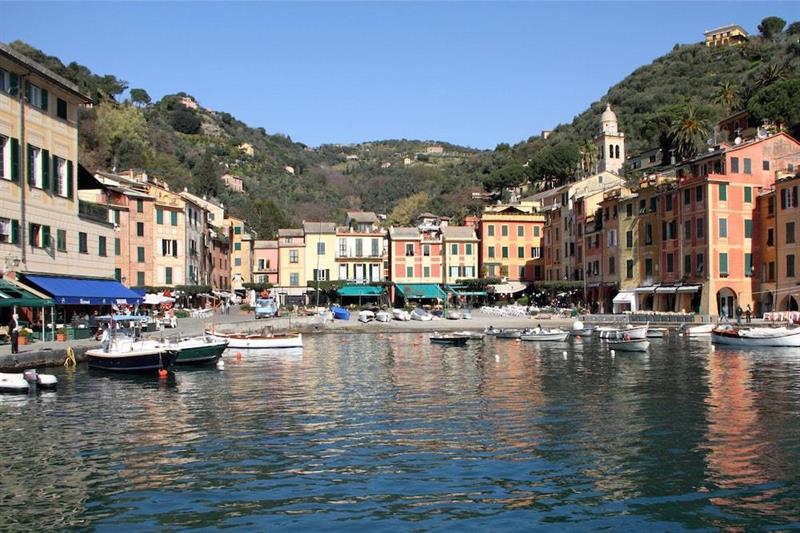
[254, 297, 278, 319]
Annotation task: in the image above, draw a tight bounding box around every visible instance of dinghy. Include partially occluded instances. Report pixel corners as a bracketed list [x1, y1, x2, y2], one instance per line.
[410, 308, 433, 321]
[358, 310, 375, 323]
[375, 311, 391, 323]
[392, 309, 411, 321]
[521, 329, 570, 342]
[430, 334, 468, 346]
[608, 338, 650, 352]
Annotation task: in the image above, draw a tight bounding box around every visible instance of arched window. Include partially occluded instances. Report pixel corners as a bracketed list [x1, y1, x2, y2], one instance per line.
[615, 145, 620, 159]
[609, 145, 614, 159]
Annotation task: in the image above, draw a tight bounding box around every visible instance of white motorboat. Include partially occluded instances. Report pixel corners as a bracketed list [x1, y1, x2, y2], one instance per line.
[495, 329, 522, 339]
[682, 323, 715, 336]
[205, 329, 303, 349]
[392, 308, 411, 321]
[358, 310, 375, 323]
[597, 324, 648, 340]
[410, 308, 433, 321]
[570, 320, 594, 336]
[446, 311, 462, 320]
[0, 373, 32, 393]
[711, 326, 800, 347]
[484, 326, 501, 336]
[521, 329, 570, 342]
[452, 330, 485, 340]
[646, 328, 668, 338]
[608, 339, 650, 352]
[375, 311, 391, 323]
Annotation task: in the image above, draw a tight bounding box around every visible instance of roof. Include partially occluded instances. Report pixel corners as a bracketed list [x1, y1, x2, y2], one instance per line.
[253, 240, 278, 249]
[442, 226, 477, 240]
[302, 221, 337, 234]
[389, 227, 420, 239]
[417, 212, 438, 219]
[704, 24, 748, 36]
[0, 42, 92, 103]
[346, 211, 378, 224]
[278, 228, 304, 238]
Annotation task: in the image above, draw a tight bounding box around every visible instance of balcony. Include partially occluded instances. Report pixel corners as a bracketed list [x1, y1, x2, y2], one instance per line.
[78, 201, 110, 224]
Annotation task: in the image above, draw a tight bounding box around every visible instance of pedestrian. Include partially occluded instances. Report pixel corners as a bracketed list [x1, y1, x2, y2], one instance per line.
[9, 314, 19, 354]
[225, 299, 231, 315]
[746, 304, 752, 324]
[736, 305, 743, 325]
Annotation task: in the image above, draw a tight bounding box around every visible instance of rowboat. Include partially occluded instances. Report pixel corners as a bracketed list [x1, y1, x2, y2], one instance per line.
[411, 308, 433, 321]
[681, 323, 715, 336]
[375, 311, 391, 322]
[205, 330, 303, 349]
[495, 329, 522, 339]
[597, 324, 648, 339]
[430, 334, 468, 346]
[452, 330, 485, 340]
[446, 311, 462, 320]
[358, 310, 375, 323]
[392, 309, 411, 321]
[521, 329, 570, 342]
[711, 326, 800, 347]
[331, 306, 351, 320]
[607, 339, 650, 352]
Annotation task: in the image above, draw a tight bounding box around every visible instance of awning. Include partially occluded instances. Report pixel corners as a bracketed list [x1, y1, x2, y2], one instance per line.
[612, 291, 635, 305]
[656, 286, 677, 294]
[337, 285, 385, 297]
[489, 281, 528, 295]
[396, 283, 446, 300]
[446, 286, 488, 297]
[143, 293, 176, 305]
[635, 286, 657, 294]
[677, 285, 701, 293]
[0, 278, 54, 307]
[22, 275, 143, 305]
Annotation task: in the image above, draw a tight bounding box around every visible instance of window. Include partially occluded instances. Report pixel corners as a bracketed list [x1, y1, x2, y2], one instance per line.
[56, 98, 67, 120]
[466, 243, 473, 255]
[788, 255, 796, 278]
[423, 266, 430, 278]
[234, 258, 241, 266]
[517, 225, 524, 237]
[488, 246, 495, 258]
[405, 243, 414, 257]
[645, 258, 653, 277]
[501, 225, 508, 237]
[533, 226, 540, 237]
[763, 160, 770, 171]
[26, 82, 48, 110]
[719, 253, 728, 276]
[57, 229, 67, 252]
[113, 237, 120, 256]
[355, 239, 363, 257]
[719, 218, 727, 238]
[744, 186, 752, 203]
[79, 232, 88, 253]
[696, 185, 703, 203]
[731, 157, 739, 173]
[137, 246, 145, 262]
[684, 254, 691, 275]
[451, 243, 458, 255]
[53, 156, 68, 197]
[745, 253, 752, 277]
[423, 244, 430, 257]
[233, 242, 241, 251]
[665, 194, 673, 211]
[768, 261, 776, 281]
[626, 203, 633, 217]
[684, 220, 691, 240]
[697, 218, 705, 239]
[501, 246, 509, 258]
[136, 222, 144, 237]
[684, 189, 690, 205]
[406, 266, 413, 278]
[98, 236, 107, 257]
[626, 259, 634, 279]
[156, 209, 164, 224]
[744, 219, 752, 238]
[170, 211, 178, 226]
[487, 225, 494, 237]
[666, 253, 674, 273]
[27, 144, 44, 188]
[608, 256, 615, 275]
[234, 226, 242, 235]
[626, 230, 633, 248]
[697, 253, 704, 275]
[136, 199, 143, 213]
[313, 269, 329, 281]
[719, 183, 727, 201]
[0, 218, 19, 244]
[137, 272, 145, 286]
[787, 222, 796, 244]
[289, 249, 299, 263]
[743, 158, 751, 174]
[371, 238, 380, 257]
[644, 223, 653, 245]
[639, 199, 646, 214]
[608, 230, 616, 247]
[114, 268, 122, 282]
[650, 197, 657, 212]
[0, 68, 9, 93]
[161, 239, 178, 257]
[317, 242, 325, 255]
[531, 247, 540, 258]
[26, 224, 43, 248]
[768, 228, 774, 246]
[518, 246, 525, 258]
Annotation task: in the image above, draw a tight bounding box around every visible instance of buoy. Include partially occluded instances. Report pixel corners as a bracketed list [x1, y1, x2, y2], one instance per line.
[236, 351, 242, 362]
[216, 359, 225, 370]
[158, 369, 168, 379]
[611, 350, 616, 357]
[495, 354, 500, 362]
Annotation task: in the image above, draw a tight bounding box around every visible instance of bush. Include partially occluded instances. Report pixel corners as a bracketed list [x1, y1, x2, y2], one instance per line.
[175, 310, 190, 319]
[170, 107, 201, 134]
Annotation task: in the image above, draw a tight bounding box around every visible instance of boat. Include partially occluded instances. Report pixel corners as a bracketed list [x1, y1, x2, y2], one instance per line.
[375, 311, 391, 322]
[569, 320, 595, 336]
[0, 373, 31, 393]
[0, 370, 57, 393]
[358, 310, 375, 323]
[646, 327, 668, 338]
[173, 336, 228, 365]
[446, 311, 462, 320]
[410, 308, 433, 321]
[430, 334, 469, 346]
[681, 323, 715, 336]
[86, 340, 179, 373]
[711, 326, 800, 347]
[521, 329, 570, 342]
[452, 330, 485, 340]
[205, 329, 303, 349]
[596, 324, 648, 339]
[484, 326, 501, 336]
[331, 306, 351, 320]
[495, 329, 522, 339]
[608, 339, 650, 352]
[461, 309, 472, 320]
[392, 308, 411, 321]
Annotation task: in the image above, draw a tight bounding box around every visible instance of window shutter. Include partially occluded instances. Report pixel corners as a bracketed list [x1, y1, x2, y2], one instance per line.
[28, 223, 35, 246]
[25, 81, 31, 103]
[66, 160, 73, 199]
[10, 138, 19, 182]
[52, 153, 58, 194]
[10, 220, 19, 244]
[173, 239, 178, 257]
[41, 89, 48, 111]
[27, 144, 34, 185]
[42, 149, 50, 190]
[42, 225, 51, 248]
[9, 73, 19, 96]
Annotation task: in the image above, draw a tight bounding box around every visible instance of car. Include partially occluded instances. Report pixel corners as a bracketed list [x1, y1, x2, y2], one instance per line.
[254, 297, 279, 319]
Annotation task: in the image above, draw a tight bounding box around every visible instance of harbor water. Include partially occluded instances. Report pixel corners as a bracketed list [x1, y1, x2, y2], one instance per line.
[1, 333, 799, 530]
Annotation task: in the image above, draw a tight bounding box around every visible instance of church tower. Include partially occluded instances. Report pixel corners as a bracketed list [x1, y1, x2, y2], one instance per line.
[596, 104, 625, 174]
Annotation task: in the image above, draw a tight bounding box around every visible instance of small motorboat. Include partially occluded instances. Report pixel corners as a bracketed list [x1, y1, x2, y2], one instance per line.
[682, 323, 715, 336]
[430, 334, 469, 346]
[608, 338, 650, 352]
[205, 329, 303, 349]
[495, 329, 522, 339]
[392, 309, 411, 321]
[0, 373, 32, 393]
[86, 340, 179, 373]
[375, 311, 391, 323]
[452, 330, 485, 340]
[410, 308, 433, 321]
[461, 309, 472, 320]
[331, 306, 351, 320]
[711, 326, 800, 347]
[484, 326, 501, 336]
[358, 310, 375, 323]
[446, 311, 462, 320]
[521, 329, 570, 342]
[172, 336, 229, 365]
[597, 324, 648, 339]
[646, 328, 668, 338]
[22, 369, 57, 389]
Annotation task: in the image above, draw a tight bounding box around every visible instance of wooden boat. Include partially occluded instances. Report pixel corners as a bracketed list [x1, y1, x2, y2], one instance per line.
[410, 308, 433, 321]
[521, 329, 570, 342]
[430, 334, 468, 346]
[375, 311, 391, 322]
[711, 326, 800, 347]
[205, 329, 303, 349]
[331, 306, 351, 320]
[495, 329, 522, 339]
[358, 310, 375, 323]
[452, 330, 485, 340]
[682, 323, 715, 336]
[607, 339, 650, 352]
[646, 328, 668, 338]
[392, 309, 411, 321]
[597, 324, 648, 339]
[86, 342, 179, 372]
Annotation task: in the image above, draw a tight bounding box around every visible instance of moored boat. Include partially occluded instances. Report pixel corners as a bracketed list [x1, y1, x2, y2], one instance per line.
[495, 329, 522, 339]
[392, 308, 411, 321]
[358, 310, 375, 323]
[597, 324, 648, 339]
[173, 337, 228, 365]
[452, 330, 485, 340]
[446, 311, 462, 320]
[0, 373, 31, 393]
[375, 311, 391, 322]
[682, 323, 715, 336]
[205, 329, 303, 349]
[484, 326, 501, 336]
[86, 342, 179, 373]
[608, 339, 650, 352]
[521, 329, 570, 342]
[410, 308, 433, 321]
[711, 326, 800, 347]
[646, 327, 668, 338]
[430, 334, 468, 346]
[331, 306, 351, 320]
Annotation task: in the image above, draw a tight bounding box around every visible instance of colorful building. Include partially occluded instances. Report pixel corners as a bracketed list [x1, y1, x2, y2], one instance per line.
[276, 228, 305, 304]
[388, 226, 443, 284]
[335, 211, 387, 283]
[479, 204, 544, 281]
[303, 221, 338, 284]
[226, 215, 253, 290]
[253, 240, 279, 284]
[442, 226, 479, 284]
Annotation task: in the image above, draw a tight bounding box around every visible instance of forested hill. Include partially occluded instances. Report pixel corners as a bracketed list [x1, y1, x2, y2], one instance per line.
[7, 17, 799, 236]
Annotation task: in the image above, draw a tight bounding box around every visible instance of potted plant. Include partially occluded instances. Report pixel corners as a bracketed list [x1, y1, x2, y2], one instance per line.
[18, 327, 33, 345]
[56, 326, 67, 342]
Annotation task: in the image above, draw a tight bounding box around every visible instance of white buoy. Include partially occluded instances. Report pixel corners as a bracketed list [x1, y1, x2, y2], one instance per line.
[216, 359, 225, 370]
[495, 354, 500, 362]
[611, 350, 616, 357]
[562, 351, 568, 360]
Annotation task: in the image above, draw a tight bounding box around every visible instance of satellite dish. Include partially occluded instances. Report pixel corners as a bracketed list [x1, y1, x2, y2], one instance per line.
[734, 136, 742, 145]
[757, 128, 768, 139]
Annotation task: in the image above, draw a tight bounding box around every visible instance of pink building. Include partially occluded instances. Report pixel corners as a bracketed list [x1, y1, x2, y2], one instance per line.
[253, 240, 279, 284]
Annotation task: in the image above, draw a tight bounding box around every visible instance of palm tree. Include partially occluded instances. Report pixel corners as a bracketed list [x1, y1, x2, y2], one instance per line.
[714, 82, 739, 114]
[578, 139, 597, 176]
[670, 107, 709, 161]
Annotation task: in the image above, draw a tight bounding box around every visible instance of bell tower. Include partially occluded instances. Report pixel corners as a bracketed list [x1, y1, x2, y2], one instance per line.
[596, 104, 625, 174]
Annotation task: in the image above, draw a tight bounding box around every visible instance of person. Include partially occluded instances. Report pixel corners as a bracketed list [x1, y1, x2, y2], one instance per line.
[720, 302, 728, 323]
[535, 323, 542, 334]
[736, 305, 743, 325]
[9, 314, 19, 354]
[225, 299, 230, 315]
[88, 310, 99, 337]
[746, 304, 752, 324]
[100, 327, 110, 352]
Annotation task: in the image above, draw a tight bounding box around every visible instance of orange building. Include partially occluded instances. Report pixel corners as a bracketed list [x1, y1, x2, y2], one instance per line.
[479, 205, 544, 281]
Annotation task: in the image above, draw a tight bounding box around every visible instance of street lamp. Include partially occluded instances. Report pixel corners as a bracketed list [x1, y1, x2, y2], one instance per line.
[3, 254, 21, 275]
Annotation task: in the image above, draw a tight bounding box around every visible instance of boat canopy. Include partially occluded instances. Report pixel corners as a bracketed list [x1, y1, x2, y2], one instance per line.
[0, 278, 53, 308]
[22, 274, 143, 305]
[396, 283, 446, 300]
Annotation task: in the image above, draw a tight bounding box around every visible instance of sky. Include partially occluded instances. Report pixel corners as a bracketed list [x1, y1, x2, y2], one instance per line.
[1, 2, 797, 149]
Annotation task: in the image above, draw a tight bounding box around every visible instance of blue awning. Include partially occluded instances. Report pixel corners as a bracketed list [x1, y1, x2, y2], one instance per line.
[22, 275, 144, 305]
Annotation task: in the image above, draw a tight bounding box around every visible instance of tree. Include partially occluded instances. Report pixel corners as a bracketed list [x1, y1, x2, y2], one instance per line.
[714, 81, 739, 114]
[787, 21, 800, 35]
[758, 16, 786, 40]
[130, 88, 151, 108]
[245, 199, 290, 239]
[170, 107, 202, 134]
[94, 102, 149, 171]
[528, 143, 580, 187]
[387, 192, 430, 226]
[669, 107, 709, 161]
[747, 79, 800, 138]
[482, 163, 526, 192]
[578, 139, 597, 176]
[193, 151, 220, 197]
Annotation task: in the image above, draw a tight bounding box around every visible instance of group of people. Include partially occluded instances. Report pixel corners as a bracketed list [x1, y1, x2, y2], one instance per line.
[721, 303, 753, 324]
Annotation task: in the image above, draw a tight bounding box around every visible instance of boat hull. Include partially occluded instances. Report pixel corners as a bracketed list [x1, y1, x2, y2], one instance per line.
[0, 373, 30, 393]
[430, 336, 468, 346]
[206, 331, 303, 349]
[598, 325, 648, 339]
[521, 332, 569, 342]
[87, 348, 179, 372]
[711, 329, 800, 347]
[496, 330, 522, 339]
[608, 340, 650, 352]
[175, 341, 228, 365]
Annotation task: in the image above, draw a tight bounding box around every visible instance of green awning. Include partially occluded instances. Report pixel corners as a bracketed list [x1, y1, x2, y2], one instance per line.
[337, 285, 385, 297]
[446, 285, 488, 297]
[396, 283, 446, 300]
[0, 279, 54, 307]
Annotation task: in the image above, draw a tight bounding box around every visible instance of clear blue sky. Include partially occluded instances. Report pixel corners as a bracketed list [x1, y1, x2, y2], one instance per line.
[2, 2, 797, 148]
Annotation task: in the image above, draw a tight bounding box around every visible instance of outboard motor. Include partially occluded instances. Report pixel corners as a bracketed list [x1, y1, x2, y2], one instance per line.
[23, 369, 58, 390]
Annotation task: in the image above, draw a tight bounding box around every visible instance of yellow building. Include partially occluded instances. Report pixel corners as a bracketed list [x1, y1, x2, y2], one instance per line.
[147, 180, 186, 287]
[276, 228, 305, 305]
[0, 42, 114, 279]
[704, 24, 749, 47]
[479, 205, 545, 281]
[303, 222, 338, 283]
[226, 215, 253, 290]
[442, 226, 479, 284]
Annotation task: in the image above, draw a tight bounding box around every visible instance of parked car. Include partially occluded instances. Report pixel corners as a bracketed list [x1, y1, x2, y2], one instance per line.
[254, 297, 279, 319]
